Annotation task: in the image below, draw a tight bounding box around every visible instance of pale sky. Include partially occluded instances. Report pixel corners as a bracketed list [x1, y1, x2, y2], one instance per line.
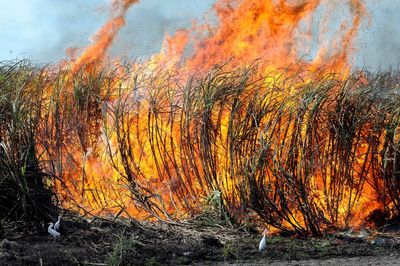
[0, 0, 399, 70]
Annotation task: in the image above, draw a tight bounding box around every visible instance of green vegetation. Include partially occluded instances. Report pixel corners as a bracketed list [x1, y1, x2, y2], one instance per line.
[107, 235, 141, 266]
[0, 60, 55, 225]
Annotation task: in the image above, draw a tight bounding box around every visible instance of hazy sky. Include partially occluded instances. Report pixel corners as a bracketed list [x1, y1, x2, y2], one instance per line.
[0, 0, 399, 70]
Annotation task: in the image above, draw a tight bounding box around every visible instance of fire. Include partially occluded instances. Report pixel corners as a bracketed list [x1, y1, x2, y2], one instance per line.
[38, 0, 396, 234]
[71, 0, 140, 73]
[156, 0, 367, 74]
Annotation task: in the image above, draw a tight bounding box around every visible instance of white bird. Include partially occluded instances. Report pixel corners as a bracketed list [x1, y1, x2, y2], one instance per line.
[358, 227, 369, 238]
[259, 228, 268, 252]
[54, 215, 61, 232]
[48, 222, 61, 240]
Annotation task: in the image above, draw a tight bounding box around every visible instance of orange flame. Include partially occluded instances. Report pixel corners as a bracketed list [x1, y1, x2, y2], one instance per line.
[155, 0, 367, 75]
[48, 0, 386, 231]
[71, 0, 140, 73]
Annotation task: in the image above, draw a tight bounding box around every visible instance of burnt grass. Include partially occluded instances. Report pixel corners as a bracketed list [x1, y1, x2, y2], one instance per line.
[1, 213, 400, 265]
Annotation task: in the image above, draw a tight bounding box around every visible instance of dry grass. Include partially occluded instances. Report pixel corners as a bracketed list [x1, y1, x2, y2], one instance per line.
[0, 60, 55, 225]
[1, 60, 399, 235]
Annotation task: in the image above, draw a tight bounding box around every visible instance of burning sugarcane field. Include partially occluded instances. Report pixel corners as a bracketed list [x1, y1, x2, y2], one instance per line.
[1, 0, 400, 265]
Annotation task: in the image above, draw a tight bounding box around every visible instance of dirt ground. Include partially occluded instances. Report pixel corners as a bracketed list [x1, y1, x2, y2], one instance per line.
[1, 213, 400, 265]
[229, 255, 400, 266]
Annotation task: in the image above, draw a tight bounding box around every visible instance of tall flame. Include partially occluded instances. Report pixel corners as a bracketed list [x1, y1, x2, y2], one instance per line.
[71, 0, 140, 73]
[46, 0, 388, 232]
[154, 0, 367, 74]
[71, 0, 367, 75]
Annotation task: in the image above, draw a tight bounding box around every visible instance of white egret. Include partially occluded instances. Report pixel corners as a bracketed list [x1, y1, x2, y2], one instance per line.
[54, 215, 61, 232]
[259, 228, 268, 252]
[358, 228, 369, 238]
[48, 222, 60, 240]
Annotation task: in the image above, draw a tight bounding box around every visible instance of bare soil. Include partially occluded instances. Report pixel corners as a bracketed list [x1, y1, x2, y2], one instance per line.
[1, 213, 400, 265]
